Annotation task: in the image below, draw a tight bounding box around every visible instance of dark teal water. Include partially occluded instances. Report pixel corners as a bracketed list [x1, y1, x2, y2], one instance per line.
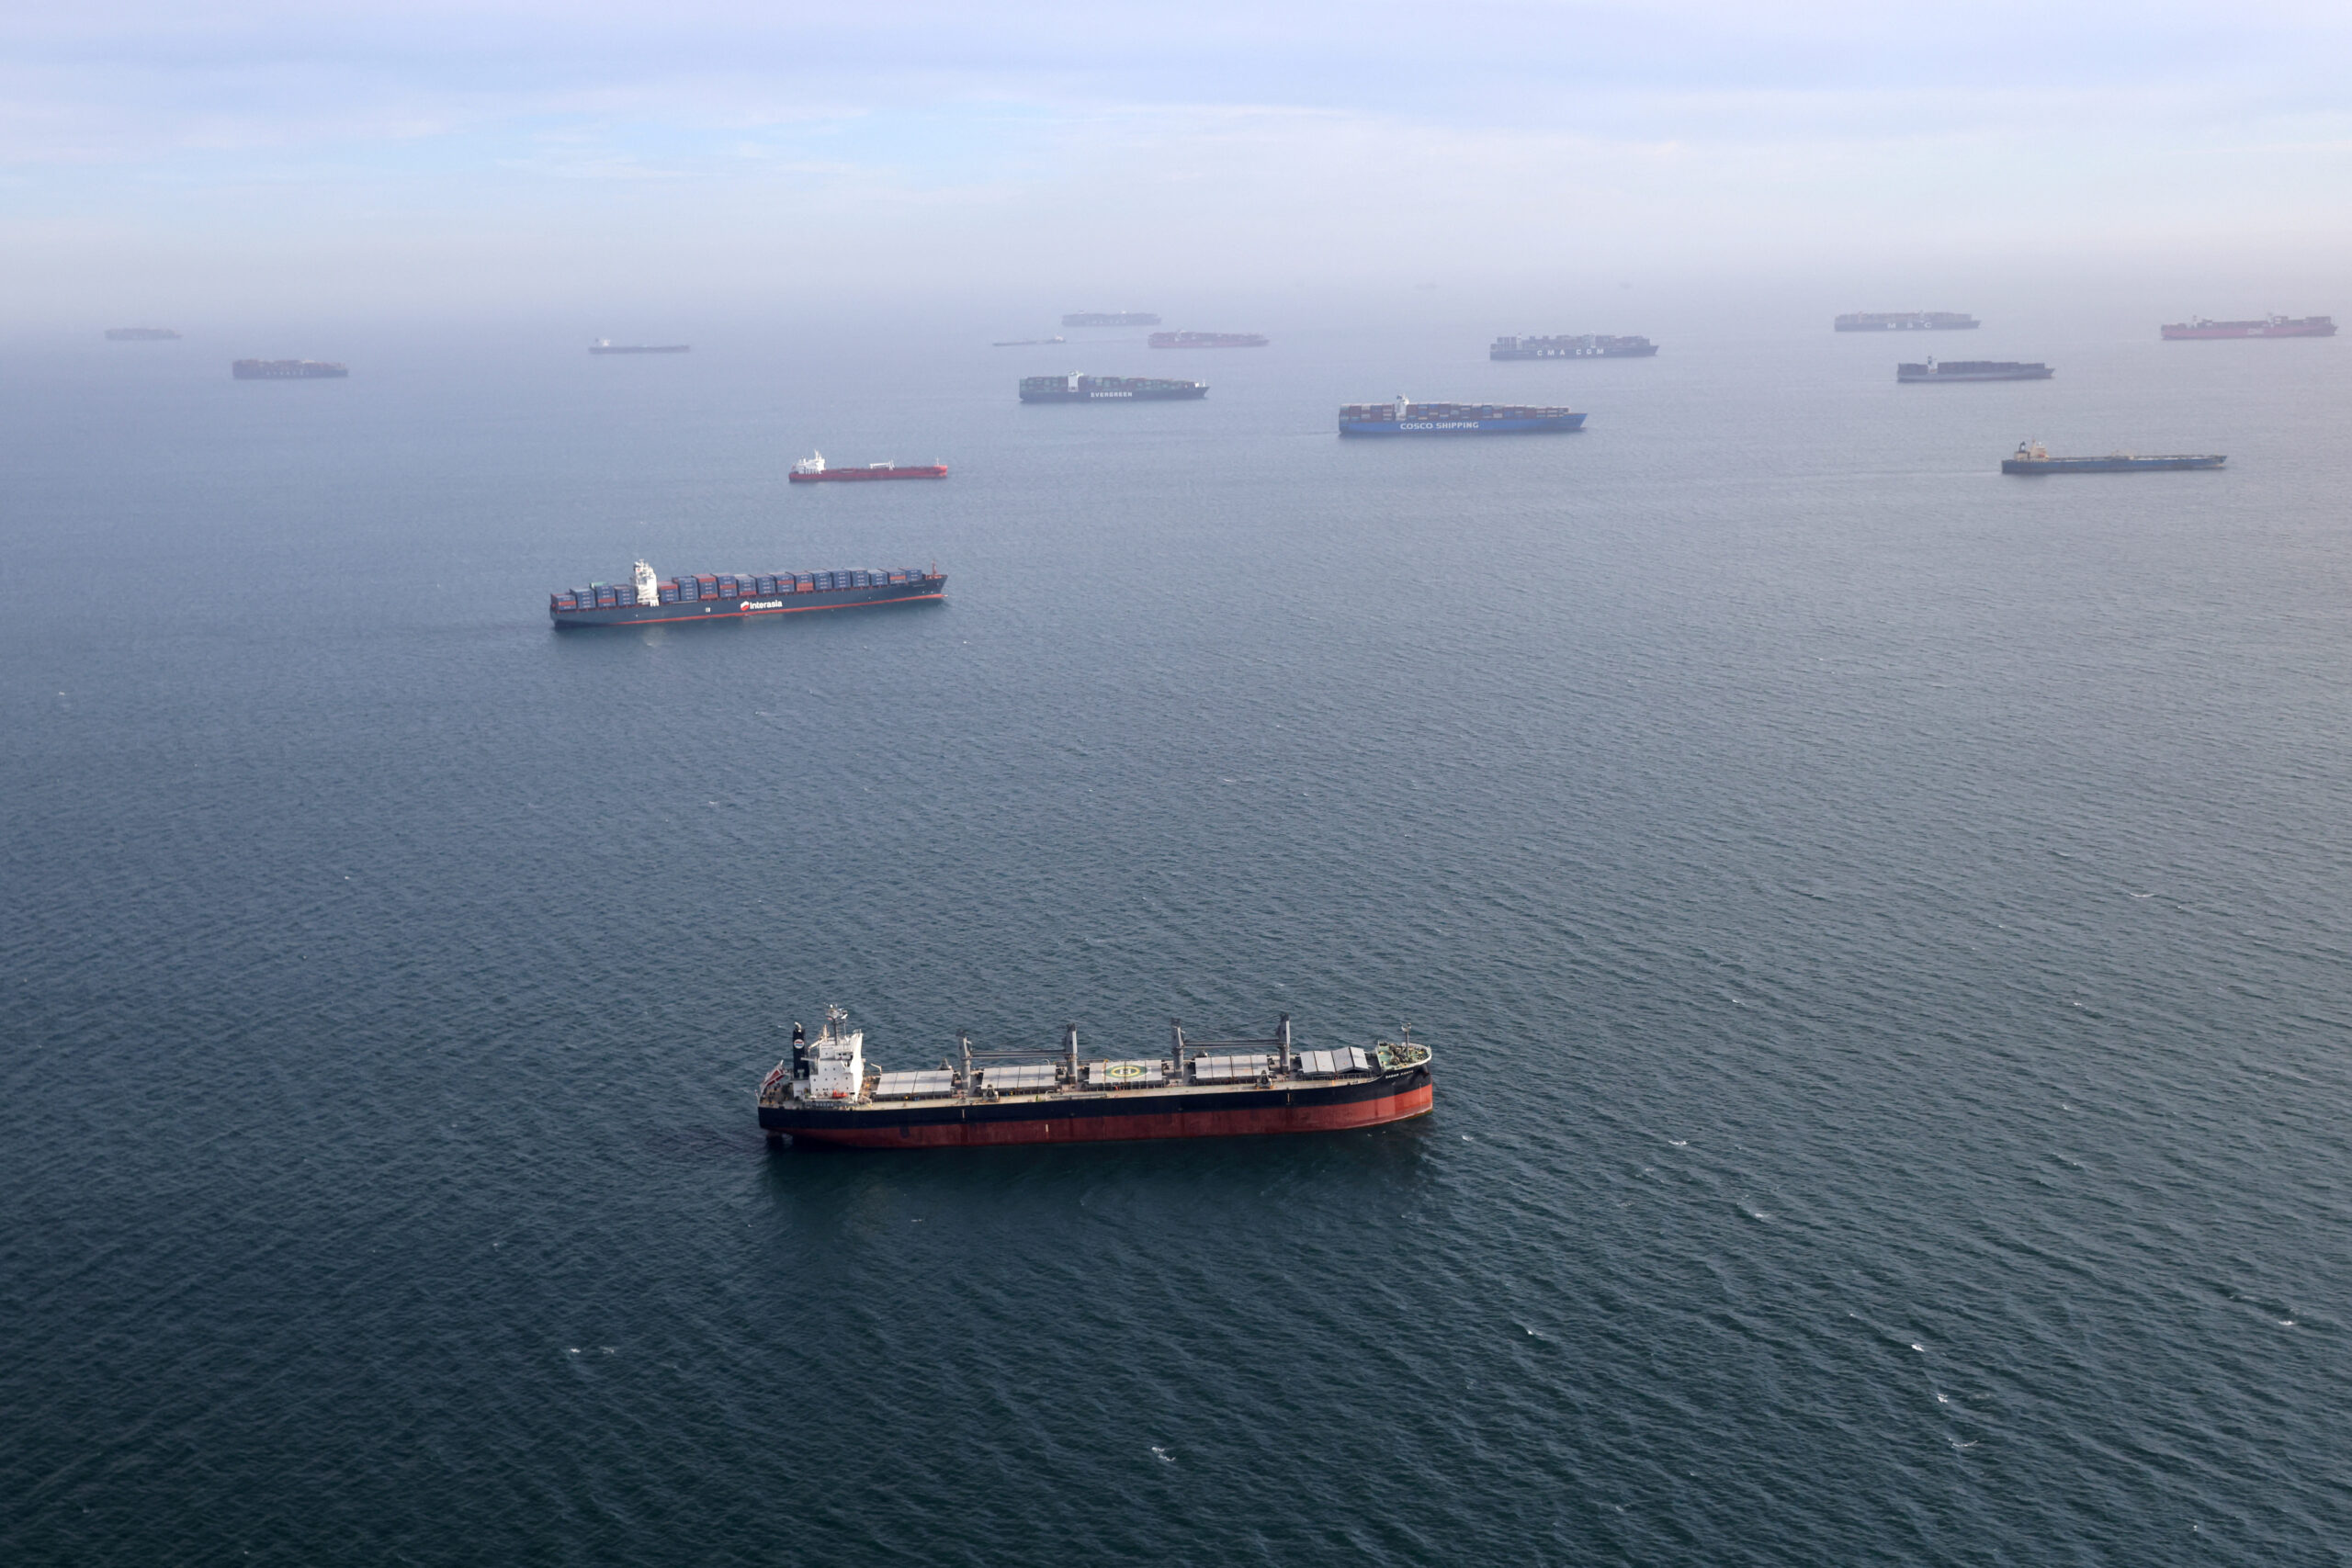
[5, 310, 2348, 1565]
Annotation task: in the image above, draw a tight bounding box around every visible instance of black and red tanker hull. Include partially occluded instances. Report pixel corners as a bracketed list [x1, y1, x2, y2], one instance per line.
[763, 1066, 1433, 1148]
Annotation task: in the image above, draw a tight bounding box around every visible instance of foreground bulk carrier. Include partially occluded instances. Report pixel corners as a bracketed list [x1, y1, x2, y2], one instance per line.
[1340, 396, 1585, 435]
[550, 559, 944, 626]
[2002, 440, 2224, 474]
[759, 1008, 1435, 1149]
[789, 451, 947, 482]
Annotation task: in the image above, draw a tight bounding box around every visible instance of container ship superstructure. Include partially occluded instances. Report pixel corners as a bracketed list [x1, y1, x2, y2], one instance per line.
[1021, 373, 1207, 402]
[1836, 311, 1979, 332]
[1340, 396, 1585, 435]
[788, 451, 947, 482]
[1063, 311, 1160, 327]
[2160, 315, 2335, 340]
[759, 1007, 1435, 1149]
[1149, 331, 1268, 348]
[550, 560, 944, 626]
[232, 359, 346, 379]
[1490, 333, 1657, 359]
[2002, 440, 2224, 475]
[1898, 358, 2053, 383]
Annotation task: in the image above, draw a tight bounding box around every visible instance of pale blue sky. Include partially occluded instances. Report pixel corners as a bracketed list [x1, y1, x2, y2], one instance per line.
[6, 0, 2347, 314]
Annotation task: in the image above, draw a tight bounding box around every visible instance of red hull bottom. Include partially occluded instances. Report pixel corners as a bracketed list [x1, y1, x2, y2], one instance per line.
[781, 1081, 1433, 1148]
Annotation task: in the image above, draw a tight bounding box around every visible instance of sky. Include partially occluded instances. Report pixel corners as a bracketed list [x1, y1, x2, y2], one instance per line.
[3, 0, 2348, 318]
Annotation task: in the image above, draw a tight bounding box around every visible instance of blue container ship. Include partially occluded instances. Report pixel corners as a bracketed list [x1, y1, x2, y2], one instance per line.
[551, 560, 944, 627]
[1340, 397, 1586, 436]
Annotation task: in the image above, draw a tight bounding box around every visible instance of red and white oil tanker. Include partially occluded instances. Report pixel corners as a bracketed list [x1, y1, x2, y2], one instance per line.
[759, 1008, 1435, 1149]
[788, 451, 948, 482]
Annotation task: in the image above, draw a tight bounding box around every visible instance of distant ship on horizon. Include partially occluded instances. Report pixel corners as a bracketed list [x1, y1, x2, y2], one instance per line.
[1897, 358, 2052, 383]
[232, 358, 345, 379]
[1837, 311, 1979, 332]
[1149, 331, 1268, 348]
[1063, 311, 1160, 328]
[1490, 334, 1657, 360]
[590, 339, 690, 355]
[2160, 315, 2335, 340]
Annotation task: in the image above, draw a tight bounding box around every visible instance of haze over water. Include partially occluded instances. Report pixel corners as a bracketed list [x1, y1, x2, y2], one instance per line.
[4, 297, 2348, 1562]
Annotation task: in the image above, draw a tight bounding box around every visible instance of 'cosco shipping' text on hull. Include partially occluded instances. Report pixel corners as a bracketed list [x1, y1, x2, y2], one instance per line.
[552, 560, 944, 626]
[1340, 398, 1585, 435]
[760, 1010, 1435, 1149]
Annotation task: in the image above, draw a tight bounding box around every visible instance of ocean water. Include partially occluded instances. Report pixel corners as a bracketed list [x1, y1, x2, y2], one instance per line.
[3, 306, 2348, 1565]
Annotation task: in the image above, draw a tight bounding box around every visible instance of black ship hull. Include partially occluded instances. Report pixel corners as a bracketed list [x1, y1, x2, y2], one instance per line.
[555, 576, 944, 627]
[763, 1065, 1433, 1147]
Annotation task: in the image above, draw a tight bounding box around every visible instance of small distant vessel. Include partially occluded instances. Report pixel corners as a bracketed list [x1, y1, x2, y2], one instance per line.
[590, 340, 690, 355]
[759, 1007, 1434, 1149]
[1837, 311, 1979, 332]
[1489, 334, 1657, 359]
[2160, 315, 2335, 340]
[1149, 331, 1268, 348]
[992, 335, 1066, 346]
[2002, 440, 2224, 475]
[1898, 358, 2052, 383]
[232, 359, 346, 379]
[789, 451, 948, 483]
[1062, 311, 1159, 327]
[105, 327, 180, 341]
[1340, 396, 1585, 436]
[551, 560, 944, 626]
[1021, 373, 1206, 402]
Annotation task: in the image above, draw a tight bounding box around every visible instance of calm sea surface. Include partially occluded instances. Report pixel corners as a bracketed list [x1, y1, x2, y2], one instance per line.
[4, 305, 2348, 1565]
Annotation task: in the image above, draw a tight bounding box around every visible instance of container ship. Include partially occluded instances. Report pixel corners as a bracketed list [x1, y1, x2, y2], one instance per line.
[1021, 373, 1206, 402]
[1063, 311, 1160, 327]
[1898, 358, 2052, 383]
[105, 327, 180, 341]
[993, 336, 1066, 346]
[1836, 311, 1978, 332]
[232, 359, 346, 379]
[1490, 334, 1657, 359]
[550, 560, 944, 627]
[2160, 315, 2335, 340]
[789, 451, 947, 482]
[1340, 396, 1585, 435]
[760, 1007, 1435, 1149]
[591, 340, 690, 354]
[2002, 440, 2224, 475]
[1149, 331, 1268, 348]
